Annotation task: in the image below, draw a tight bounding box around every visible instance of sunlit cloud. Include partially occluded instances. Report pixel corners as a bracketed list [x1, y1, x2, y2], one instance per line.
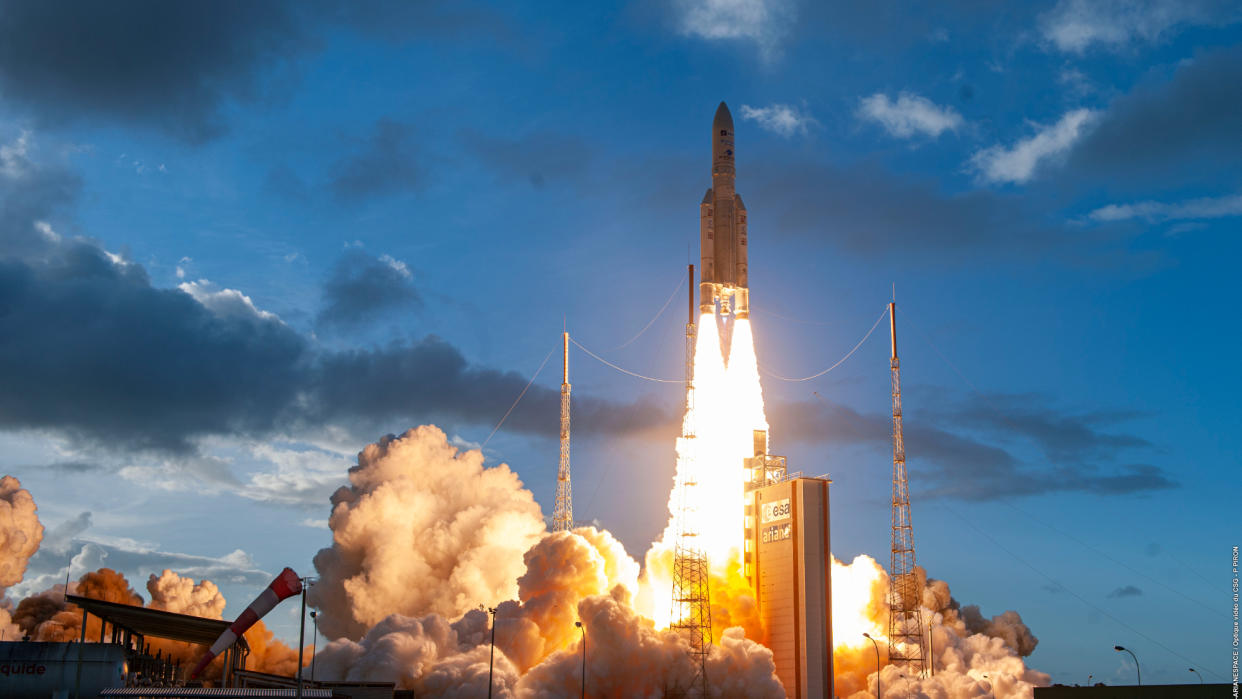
[857, 92, 963, 139]
[970, 108, 1096, 184]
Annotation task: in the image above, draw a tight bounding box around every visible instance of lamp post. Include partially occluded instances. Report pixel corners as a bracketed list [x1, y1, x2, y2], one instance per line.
[296, 579, 310, 699]
[309, 611, 318, 683]
[1114, 645, 1140, 685]
[487, 607, 498, 699]
[1189, 668, 1203, 684]
[575, 621, 586, 698]
[1087, 674, 1093, 686]
[863, 632, 881, 699]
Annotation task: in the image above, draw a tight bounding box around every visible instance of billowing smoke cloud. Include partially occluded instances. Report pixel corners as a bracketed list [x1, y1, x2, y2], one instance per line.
[146, 569, 226, 619]
[0, 476, 44, 591]
[310, 426, 786, 696]
[309, 426, 546, 640]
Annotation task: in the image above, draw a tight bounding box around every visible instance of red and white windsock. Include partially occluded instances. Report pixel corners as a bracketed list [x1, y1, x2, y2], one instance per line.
[190, 567, 302, 678]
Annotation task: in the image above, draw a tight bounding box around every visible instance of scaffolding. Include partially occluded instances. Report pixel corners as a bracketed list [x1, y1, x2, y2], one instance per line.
[887, 301, 927, 675]
[670, 264, 710, 698]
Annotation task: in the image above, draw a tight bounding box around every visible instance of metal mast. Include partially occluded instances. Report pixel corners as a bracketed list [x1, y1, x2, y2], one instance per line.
[887, 301, 926, 675]
[671, 264, 710, 698]
[552, 331, 573, 532]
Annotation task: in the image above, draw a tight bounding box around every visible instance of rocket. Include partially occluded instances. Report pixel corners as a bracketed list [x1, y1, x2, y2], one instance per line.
[699, 101, 749, 318]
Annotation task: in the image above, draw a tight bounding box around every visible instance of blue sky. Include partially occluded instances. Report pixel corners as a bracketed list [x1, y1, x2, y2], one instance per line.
[0, 0, 1237, 687]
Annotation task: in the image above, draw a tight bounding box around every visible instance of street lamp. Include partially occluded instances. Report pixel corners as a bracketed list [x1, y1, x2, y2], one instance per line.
[309, 611, 318, 683]
[488, 607, 498, 699]
[1087, 674, 1093, 686]
[295, 577, 315, 699]
[575, 621, 586, 699]
[1189, 667, 1203, 684]
[862, 633, 881, 699]
[1114, 645, 1140, 685]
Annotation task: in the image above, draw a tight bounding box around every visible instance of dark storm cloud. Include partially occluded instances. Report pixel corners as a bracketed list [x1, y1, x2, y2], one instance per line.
[1107, 585, 1143, 598]
[748, 158, 1070, 260]
[769, 391, 1176, 500]
[302, 335, 673, 441]
[0, 243, 308, 452]
[0, 239, 668, 455]
[317, 248, 421, 330]
[330, 120, 420, 202]
[947, 394, 1153, 461]
[0, 1, 308, 143]
[1067, 47, 1242, 185]
[460, 128, 592, 188]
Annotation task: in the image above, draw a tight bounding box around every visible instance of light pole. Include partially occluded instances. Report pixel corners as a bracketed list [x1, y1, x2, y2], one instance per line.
[863, 632, 881, 699]
[309, 611, 318, 683]
[1189, 668, 1203, 684]
[296, 579, 310, 699]
[575, 621, 586, 699]
[1114, 645, 1140, 685]
[487, 607, 498, 699]
[1087, 674, 1093, 686]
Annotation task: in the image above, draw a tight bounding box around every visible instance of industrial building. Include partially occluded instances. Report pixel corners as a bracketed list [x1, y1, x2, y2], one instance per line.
[744, 430, 833, 699]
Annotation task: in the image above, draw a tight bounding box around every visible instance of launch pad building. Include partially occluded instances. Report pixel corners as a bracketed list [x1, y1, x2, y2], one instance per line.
[744, 431, 834, 699]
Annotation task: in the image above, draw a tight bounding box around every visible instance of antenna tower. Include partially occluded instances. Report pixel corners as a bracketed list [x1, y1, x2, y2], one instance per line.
[552, 330, 573, 532]
[887, 301, 926, 675]
[670, 264, 710, 698]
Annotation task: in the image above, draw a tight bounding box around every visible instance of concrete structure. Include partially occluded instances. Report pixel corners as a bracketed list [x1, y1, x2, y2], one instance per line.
[744, 431, 833, 699]
[699, 101, 749, 318]
[1034, 683, 1229, 697]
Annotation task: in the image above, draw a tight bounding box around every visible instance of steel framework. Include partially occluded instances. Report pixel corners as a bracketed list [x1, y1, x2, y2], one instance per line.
[887, 301, 926, 675]
[552, 331, 573, 532]
[670, 264, 710, 698]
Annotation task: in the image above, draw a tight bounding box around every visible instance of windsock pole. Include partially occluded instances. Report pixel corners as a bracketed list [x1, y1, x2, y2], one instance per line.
[191, 567, 302, 679]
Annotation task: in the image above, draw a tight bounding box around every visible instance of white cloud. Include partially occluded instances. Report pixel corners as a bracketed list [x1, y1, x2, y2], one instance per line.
[239, 444, 350, 506]
[970, 108, 1096, 185]
[0, 130, 32, 179]
[674, 0, 796, 60]
[739, 103, 818, 138]
[1089, 192, 1242, 223]
[1040, 0, 1239, 53]
[178, 279, 280, 322]
[857, 92, 963, 139]
[378, 253, 412, 279]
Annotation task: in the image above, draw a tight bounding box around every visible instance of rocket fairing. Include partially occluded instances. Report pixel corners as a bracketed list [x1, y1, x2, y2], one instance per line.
[699, 101, 749, 318]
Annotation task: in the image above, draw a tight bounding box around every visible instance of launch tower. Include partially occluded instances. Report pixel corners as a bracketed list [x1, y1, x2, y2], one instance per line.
[552, 331, 573, 532]
[886, 302, 927, 674]
[670, 264, 711, 698]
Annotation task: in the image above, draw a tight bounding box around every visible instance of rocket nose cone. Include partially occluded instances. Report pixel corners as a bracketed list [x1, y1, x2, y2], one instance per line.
[714, 101, 733, 130]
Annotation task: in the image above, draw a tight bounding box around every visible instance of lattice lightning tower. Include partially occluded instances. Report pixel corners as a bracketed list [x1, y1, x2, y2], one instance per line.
[670, 264, 711, 698]
[887, 301, 927, 675]
[552, 331, 573, 532]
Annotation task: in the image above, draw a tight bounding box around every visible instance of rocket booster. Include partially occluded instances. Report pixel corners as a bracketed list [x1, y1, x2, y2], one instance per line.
[699, 101, 749, 318]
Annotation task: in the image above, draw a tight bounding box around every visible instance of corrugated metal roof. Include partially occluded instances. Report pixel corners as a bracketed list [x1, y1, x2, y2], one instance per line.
[67, 594, 247, 650]
[99, 689, 333, 697]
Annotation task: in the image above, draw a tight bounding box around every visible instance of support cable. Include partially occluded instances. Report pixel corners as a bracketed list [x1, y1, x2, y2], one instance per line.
[610, 269, 688, 350]
[482, 348, 555, 447]
[760, 306, 888, 382]
[897, 307, 1223, 619]
[569, 336, 684, 384]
